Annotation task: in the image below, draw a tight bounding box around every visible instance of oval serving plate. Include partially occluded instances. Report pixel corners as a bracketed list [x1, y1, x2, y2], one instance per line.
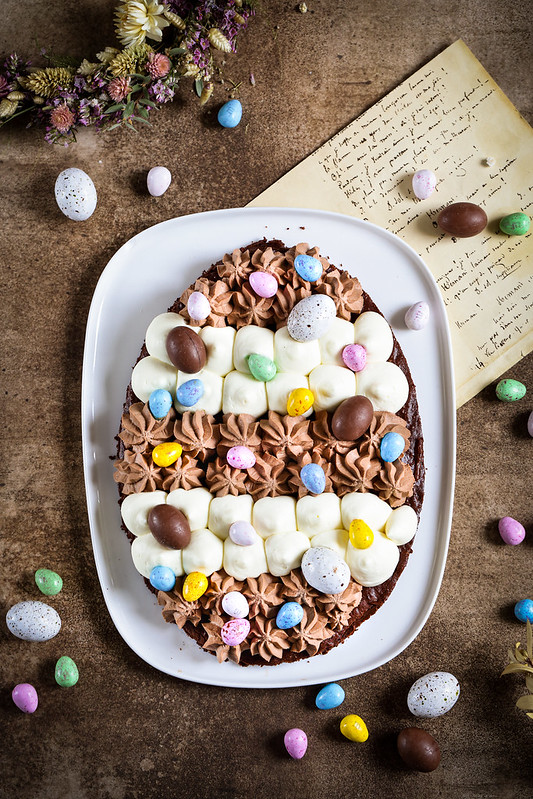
[81, 207, 455, 689]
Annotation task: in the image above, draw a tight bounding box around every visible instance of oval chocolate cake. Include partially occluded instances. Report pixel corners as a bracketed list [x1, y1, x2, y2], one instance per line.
[113, 239, 424, 666]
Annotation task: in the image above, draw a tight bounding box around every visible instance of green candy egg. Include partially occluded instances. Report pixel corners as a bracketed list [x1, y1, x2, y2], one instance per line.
[247, 353, 277, 382]
[499, 212, 531, 236]
[55, 656, 79, 687]
[496, 378, 526, 402]
[35, 568, 63, 596]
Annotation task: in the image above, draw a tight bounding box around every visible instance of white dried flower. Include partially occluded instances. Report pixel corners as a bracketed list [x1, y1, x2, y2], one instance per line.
[114, 0, 170, 48]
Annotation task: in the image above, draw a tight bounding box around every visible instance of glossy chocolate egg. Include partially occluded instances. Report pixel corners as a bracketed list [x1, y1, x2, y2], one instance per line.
[437, 202, 487, 237]
[397, 728, 441, 772]
[166, 326, 206, 373]
[147, 504, 191, 549]
[331, 395, 374, 440]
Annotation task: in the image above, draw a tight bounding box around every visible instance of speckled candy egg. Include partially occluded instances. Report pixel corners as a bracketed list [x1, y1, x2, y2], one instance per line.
[342, 343, 367, 372]
[187, 291, 210, 321]
[221, 591, 249, 618]
[412, 169, 437, 200]
[247, 353, 277, 382]
[276, 602, 304, 629]
[147, 166, 171, 197]
[407, 671, 460, 718]
[249, 271, 278, 298]
[182, 571, 208, 601]
[55, 167, 97, 221]
[227, 445, 256, 470]
[405, 301, 430, 331]
[514, 599, 533, 623]
[499, 212, 530, 236]
[55, 656, 79, 687]
[148, 388, 173, 419]
[229, 520, 259, 546]
[149, 565, 176, 592]
[35, 568, 63, 596]
[284, 728, 308, 759]
[380, 431, 405, 462]
[495, 378, 526, 402]
[315, 683, 345, 710]
[300, 463, 326, 494]
[6, 601, 61, 642]
[498, 516, 525, 546]
[287, 387, 314, 416]
[301, 546, 351, 595]
[152, 441, 183, 467]
[294, 254, 323, 282]
[176, 378, 204, 407]
[217, 99, 242, 128]
[12, 683, 39, 714]
[221, 617, 250, 646]
[287, 295, 336, 342]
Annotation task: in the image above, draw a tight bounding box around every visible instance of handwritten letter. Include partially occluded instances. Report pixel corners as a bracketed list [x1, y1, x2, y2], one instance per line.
[250, 40, 533, 406]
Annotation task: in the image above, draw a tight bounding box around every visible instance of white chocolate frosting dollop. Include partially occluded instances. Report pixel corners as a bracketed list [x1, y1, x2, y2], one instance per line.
[121, 490, 168, 537]
[265, 531, 311, 577]
[145, 312, 189, 365]
[223, 536, 268, 580]
[385, 504, 418, 545]
[354, 311, 393, 362]
[319, 318, 355, 366]
[345, 532, 400, 587]
[341, 492, 392, 532]
[222, 371, 268, 417]
[131, 356, 178, 403]
[355, 361, 409, 413]
[252, 496, 297, 538]
[131, 533, 184, 578]
[233, 325, 274, 372]
[200, 325, 235, 376]
[309, 365, 356, 412]
[296, 494, 342, 535]
[265, 372, 310, 415]
[167, 487, 213, 532]
[310, 529, 349, 557]
[182, 528, 224, 575]
[208, 495, 253, 540]
[273, 326, 321, 374]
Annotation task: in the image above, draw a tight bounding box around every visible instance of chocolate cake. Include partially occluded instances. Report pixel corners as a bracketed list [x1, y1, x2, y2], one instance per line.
[113, 239, 424, 666]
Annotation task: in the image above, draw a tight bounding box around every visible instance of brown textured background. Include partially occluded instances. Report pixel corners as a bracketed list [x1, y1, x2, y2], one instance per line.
[1, 2, 532, 797]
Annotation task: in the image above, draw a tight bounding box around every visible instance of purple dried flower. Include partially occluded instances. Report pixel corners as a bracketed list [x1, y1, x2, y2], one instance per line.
[0, 75, 9, 98]
[149, 80, 175, 104]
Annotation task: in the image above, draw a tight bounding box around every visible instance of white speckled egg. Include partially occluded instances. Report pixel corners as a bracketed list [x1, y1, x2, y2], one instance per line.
[412, 169, 437, 200]
[287, 295, 336, 342]
[147, 166, 172, 197]
[301, 546, 350, 595]
[6, 601, 62, 642]
[407, 671, 460, 718]
[54, 167, 97, 221]
[405, 301, 430, 330]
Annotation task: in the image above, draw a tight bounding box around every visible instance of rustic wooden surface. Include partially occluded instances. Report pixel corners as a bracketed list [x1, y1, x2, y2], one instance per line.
[1, 2, 532, 797]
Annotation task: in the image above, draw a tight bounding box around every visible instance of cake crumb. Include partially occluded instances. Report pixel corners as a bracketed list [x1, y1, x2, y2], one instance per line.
[484, 156, 496, 167]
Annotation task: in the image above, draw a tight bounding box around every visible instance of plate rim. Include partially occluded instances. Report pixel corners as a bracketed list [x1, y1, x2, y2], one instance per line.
[82, 206, 456, 689]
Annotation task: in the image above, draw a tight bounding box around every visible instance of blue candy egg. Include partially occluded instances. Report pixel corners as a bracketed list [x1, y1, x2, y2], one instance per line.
[514, 598, 533, 623]
[150, 565, 176, 592]
[149, 388, 173, 419]
[300, 463, 326, 494]
[294, 254, 323, 283]
[380, 431, 405, 462]
[276, 602, 304, 629]
[176, 378, 204, 407]
[218, 99, 242, 128]
[315, 682, 345, 710]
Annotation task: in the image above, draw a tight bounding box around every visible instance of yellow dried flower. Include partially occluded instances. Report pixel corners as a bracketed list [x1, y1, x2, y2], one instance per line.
[33, 96, 45, 105]
[234, 13, 246, 25]
[23, 67, 74, 99]
[78, 59, 100, 76]
[108, 43, 153, 77]
[162, 8, 186, 30]
[208, 28, 232, 53]
[7, 91, 24, 101]
[97, 47, 120, 63]
[115, 0, 170, 48]
[0, 99, 18, 118]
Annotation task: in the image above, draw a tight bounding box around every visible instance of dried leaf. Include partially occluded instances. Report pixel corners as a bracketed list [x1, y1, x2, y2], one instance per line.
[104, 103, 125, 114]
[194, 78, 204, 98]
[527, 713, 533, 720]
[516, 695, 533, 711]
[526, 675, 533, 692]
[168, 47, 187, 56]
[501, 663, 533, 676]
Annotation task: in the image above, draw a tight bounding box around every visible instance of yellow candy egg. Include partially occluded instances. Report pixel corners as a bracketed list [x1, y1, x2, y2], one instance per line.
[349, 519, 374, 549]
[182, 571, 208, 602]
[287, 388, 314, 417]
[152, 441, 183, 467]
[340, 714, 369, 742]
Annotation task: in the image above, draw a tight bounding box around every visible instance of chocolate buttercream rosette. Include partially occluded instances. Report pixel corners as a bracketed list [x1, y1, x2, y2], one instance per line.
[114, 239, 425, 666]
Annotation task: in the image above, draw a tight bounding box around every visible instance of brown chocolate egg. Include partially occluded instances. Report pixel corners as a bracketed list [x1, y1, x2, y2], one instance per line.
[147, 504, 191, 549]
[437, 202, 487, 237]
[331, 395, 374, 441]
[166, 326, 206, 373]
[397, 728, 441, 772]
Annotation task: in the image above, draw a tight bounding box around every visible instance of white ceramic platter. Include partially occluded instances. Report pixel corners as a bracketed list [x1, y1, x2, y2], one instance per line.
[82, 207, 455, 689]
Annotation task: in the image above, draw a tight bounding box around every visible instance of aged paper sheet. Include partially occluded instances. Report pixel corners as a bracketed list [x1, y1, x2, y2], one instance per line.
[249, 40, 533, 407]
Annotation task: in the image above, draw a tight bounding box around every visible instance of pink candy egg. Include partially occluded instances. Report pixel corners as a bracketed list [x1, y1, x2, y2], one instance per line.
[342, 343, 367, 372]
[187, 291, 210, 321]
[12, 683, 38, 713]
[226, 445, 256, 470]
[284, 728, 308, 759]
[249, 271, 278, 298]
[221, 617, 250, 646]
[229, 520, 259, 546]
[412, 169, 437, 200]
[498, 516, 525, 546]
[405, 301, 430, 330]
